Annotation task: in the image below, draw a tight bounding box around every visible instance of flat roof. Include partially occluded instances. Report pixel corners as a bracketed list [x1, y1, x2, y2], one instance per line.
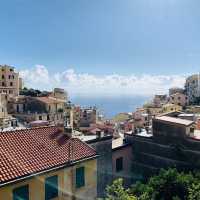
[155, 116, 194, 126]
[112, 137, 124, 149]
[178, 114, 194, 117]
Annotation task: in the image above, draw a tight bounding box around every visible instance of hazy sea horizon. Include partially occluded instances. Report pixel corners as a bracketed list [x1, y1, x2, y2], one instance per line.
[71, 95, 151, 119]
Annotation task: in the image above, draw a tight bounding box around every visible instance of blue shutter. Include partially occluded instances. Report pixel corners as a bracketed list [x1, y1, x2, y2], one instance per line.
[76, 167, 85, 188]
[45, 175, 58, 200]
[13, 185, 29, 200]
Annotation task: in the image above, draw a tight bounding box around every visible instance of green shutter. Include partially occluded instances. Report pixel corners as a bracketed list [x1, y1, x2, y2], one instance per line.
[13, 185, 29, 200]
[76, 167, 85, 188]
[45, 175, 58, 200]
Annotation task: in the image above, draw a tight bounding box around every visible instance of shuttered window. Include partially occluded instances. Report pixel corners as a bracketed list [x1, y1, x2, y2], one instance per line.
[13, 185, 29, 200]
[76, 167, 85, 188]
[45, 175, 58, 200]
[116, 157, 123, 172]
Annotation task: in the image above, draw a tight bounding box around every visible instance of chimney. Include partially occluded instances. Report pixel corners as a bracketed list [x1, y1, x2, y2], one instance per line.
[64, 125, 73, 138]
[64, 112, 73, 137]
[96, 130, 101, 138]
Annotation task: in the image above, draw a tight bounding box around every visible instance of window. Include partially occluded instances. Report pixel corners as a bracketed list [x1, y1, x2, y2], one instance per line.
[2, 75, 4, 79]
[13, 185, 29, 200]
[45, 175, 58, 200]
[2, 82, 5, 86]
[10, 82, 13, 86]
[9, 75, 11, 79]
[76, 167, 85, 188]
[116, 157, 123, 172]
[39, 116, 42, 120]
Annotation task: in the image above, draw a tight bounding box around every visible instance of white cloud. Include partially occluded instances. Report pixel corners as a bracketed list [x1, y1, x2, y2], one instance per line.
[19, 65, 186, 97]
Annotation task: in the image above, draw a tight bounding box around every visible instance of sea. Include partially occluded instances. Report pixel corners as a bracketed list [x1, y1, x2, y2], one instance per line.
[71, 95, 150, 119]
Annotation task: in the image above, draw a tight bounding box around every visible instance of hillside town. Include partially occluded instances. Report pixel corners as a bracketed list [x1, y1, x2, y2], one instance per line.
[1, 64, 200, 199]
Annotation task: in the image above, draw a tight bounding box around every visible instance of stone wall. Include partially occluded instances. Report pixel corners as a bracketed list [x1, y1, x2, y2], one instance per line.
[87, 136, 113, 198]
[125, 134, 200, 179]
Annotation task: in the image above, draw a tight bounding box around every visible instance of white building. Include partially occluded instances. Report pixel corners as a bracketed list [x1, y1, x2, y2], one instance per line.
[185, 74, 200, 104]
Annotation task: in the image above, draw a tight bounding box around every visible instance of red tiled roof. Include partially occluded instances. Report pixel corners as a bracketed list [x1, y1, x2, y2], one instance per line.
[0, 126, 96, 185]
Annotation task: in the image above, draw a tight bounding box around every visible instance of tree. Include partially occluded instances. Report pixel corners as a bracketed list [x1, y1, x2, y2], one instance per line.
[188, 183, 200, 200]
[104, 169, 200, 200]
[105, 179, 137, 200]
[20, 87, 49, 97]
[131, 168, 196, 200]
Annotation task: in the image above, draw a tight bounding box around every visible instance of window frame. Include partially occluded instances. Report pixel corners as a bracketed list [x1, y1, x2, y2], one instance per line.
[45, 175, 59, 200]
[76, 167, 85, 188]
[13, 184, 29, 200]
[116, 157, 123, 172]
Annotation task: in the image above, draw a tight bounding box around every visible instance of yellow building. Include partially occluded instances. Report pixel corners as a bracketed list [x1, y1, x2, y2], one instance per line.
[0, 126, 97, 200]
[162, 103, 182, 113]
[0, 65, 22, 97]
[8, 96, 67, 124]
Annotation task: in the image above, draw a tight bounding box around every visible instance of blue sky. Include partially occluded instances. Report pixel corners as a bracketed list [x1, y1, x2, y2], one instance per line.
[0, 0, 200, 76]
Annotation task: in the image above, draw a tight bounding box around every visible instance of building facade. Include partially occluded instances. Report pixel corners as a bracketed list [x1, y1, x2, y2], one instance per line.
[112, 138, 133, 187]
[125, 115, 200, 180]
[0, 126, 97, 200]
[0, 65, 22, 97]
[8, 96, 67, 124]
[185, 74, 200, 104]
[153, 94, 168, 107]
[162, 103, 182, 113]
[169, 93, 188, 107]
[169, 87, 185, 96]
[80, 107, 97, 127]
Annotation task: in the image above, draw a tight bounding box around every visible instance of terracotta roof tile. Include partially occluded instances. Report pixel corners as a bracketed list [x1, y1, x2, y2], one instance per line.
[0, 126, 96, 185]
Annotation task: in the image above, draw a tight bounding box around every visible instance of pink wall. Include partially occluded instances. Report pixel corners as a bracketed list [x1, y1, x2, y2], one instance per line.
[112, 145, 133, 179]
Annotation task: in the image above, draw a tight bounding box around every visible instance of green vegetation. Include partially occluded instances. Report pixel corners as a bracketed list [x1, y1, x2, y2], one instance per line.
[20, 87, 50, 97]
[57, 108, 64, 113]
[105, 179, 137, 200]
[112, 113, 130, 123]
[105, 169, 200, 200]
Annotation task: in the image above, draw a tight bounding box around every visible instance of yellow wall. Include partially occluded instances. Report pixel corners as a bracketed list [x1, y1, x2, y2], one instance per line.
[162, 104, 182, 113]
[0, 159, 97, 200]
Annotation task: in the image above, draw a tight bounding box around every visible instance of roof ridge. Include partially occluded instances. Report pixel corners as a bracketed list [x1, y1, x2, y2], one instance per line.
[0, 125, 57, 134]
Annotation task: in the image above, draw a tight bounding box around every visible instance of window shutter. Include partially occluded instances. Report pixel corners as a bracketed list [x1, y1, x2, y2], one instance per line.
[45, 175, 58, 200]
[76, 167, 85, 188]
[13, 185, 29, 200]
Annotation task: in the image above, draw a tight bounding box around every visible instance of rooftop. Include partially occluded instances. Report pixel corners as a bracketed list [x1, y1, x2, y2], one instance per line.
[155, 116, 194, 126]
[0, 126, 96, 186]
[36, 96, 66, 104]
[112, 137, 124, 149]
[178, 114, 194, 117]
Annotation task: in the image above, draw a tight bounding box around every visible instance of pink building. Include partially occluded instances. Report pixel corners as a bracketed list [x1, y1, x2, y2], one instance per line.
[169, 93, 188, 107]
[112, 138, 133, 186]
